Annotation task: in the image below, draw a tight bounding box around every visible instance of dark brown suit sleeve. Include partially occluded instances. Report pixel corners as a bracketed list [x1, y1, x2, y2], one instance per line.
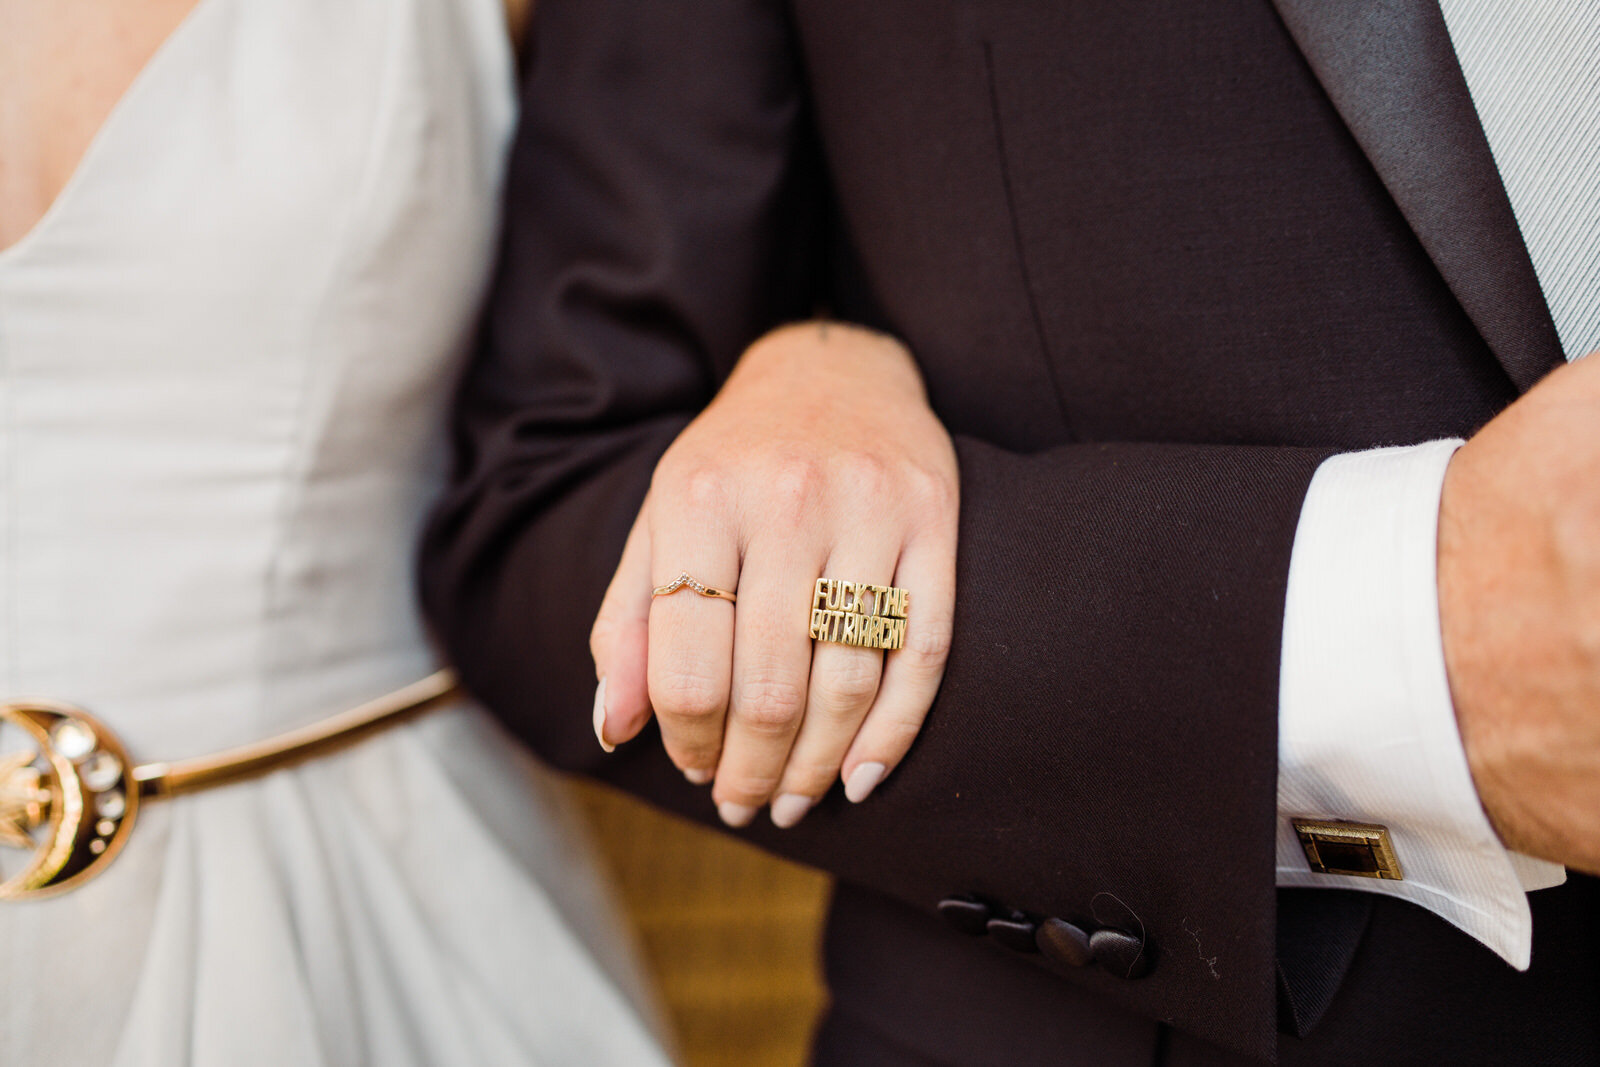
[419, 0, 1337, 1056]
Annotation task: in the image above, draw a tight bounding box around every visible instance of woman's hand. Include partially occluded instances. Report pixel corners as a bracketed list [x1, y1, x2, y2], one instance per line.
[589, 322, 959, 828]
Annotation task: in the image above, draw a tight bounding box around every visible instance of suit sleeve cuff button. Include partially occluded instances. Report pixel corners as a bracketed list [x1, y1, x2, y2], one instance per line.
[985, 912, 1040, 953]
[1036, 917, 1094, 967]
[1090, 928, 1154, 979]
[937, 896, 993, 937]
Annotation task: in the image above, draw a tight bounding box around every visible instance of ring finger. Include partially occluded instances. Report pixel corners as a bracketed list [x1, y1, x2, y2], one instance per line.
[768, 546, 900, 828]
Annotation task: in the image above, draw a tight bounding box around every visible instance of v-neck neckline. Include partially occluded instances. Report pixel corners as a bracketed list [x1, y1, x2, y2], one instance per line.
[0, 0, 224, 268]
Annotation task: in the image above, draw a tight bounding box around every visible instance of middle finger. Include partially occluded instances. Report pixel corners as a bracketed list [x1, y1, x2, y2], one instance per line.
[711, 543, 826, 826]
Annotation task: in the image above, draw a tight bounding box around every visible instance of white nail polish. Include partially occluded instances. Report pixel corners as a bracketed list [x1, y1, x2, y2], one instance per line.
[683, 767, 713, 785]
[844, 762, 887, 803]
[770, 793, 814, 829]
[592, 678, 614, 753]
[717, 801, 757, 828]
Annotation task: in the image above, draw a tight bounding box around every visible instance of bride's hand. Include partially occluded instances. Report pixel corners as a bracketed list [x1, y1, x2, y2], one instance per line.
[589, 322, 959, 828]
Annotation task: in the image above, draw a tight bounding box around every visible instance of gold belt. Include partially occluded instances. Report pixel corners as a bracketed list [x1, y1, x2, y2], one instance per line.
[0, 670, 458, 901]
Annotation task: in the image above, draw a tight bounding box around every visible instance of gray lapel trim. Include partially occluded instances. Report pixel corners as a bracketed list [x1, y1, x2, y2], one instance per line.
[1270, 0, 1563, 392]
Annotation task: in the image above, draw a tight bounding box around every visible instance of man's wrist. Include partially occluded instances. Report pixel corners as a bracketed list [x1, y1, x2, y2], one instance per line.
[1277, 439, 1561, 970]
[1436, 434, 1532, 860]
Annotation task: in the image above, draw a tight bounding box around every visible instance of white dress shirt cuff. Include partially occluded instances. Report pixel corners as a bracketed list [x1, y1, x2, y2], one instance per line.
[1277, 439, 1565, 971]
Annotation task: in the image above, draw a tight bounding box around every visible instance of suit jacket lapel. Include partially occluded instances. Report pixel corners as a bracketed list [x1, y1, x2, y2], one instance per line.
[1270, 0, 1563, 392]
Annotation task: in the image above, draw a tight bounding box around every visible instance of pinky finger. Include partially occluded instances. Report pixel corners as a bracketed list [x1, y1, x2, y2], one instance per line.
[840, 534, 956, 803]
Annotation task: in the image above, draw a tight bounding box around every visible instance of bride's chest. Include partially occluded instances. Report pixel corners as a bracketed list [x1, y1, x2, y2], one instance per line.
[0, 0, 512, 453]
[0, 0, 202, 252]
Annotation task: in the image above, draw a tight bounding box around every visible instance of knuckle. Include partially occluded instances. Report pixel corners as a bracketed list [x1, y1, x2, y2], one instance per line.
[653, 450, 730, 512]
[764, 457, 824, 519]
[588, 620, 611, 662]
[868, 715, 927, 757]
[780, 755, 845, 794]
[835, 451, 890, 499]
[666, 742, 721, 774]
[588, 615, 617, 662]
[678, 464, 732, 515]
[733, 676, 807, 734]
[718, 769, 784, 802]
[903, 621, 953, 668]
[650, 666, 725, 723]
[900, 463, 957, 513]
[811, 657, 881, 715]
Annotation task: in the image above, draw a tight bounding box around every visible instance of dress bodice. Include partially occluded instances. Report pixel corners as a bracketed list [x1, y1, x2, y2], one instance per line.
[0, 0, 513, 759]
[0, 3, 670, 1063]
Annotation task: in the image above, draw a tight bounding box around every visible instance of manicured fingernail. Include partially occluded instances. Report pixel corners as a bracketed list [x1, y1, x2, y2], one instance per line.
[683, 767, 713, 785]
[717, 801, 757, 828]
[592, 678, 614, 753]
[844, 762, 887, 803]
[770, 793, 814, 829]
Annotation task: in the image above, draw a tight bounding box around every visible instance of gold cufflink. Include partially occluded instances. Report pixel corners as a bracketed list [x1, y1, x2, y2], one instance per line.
[1292, 819, 1403, 880]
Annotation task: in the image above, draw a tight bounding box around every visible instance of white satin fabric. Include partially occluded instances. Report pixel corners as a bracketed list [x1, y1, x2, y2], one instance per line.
[0, 0, 671, 1063]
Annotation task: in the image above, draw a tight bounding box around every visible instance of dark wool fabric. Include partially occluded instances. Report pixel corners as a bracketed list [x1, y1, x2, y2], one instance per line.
[419, 1, 1599, 1062]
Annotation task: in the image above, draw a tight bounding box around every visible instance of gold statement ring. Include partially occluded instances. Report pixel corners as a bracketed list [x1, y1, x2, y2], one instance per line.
[810, 578, 910, 651]
[0, 671, 457, 901]
[652, 572, 737, 603]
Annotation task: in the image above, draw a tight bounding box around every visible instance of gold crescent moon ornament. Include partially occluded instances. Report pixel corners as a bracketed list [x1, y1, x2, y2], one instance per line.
[0, 670, 458, 902]
[0, 700, 140, 901]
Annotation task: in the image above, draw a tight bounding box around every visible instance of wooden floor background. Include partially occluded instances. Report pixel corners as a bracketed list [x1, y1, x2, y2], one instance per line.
[570, 780, 833, 1067]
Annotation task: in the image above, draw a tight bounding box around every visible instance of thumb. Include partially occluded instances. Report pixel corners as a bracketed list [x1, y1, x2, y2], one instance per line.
[590, 502, 655, 750]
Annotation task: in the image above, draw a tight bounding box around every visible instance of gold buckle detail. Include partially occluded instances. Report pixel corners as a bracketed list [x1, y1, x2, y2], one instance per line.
[0, 701, 141, 900]
[1293, 819, 1403, 880]
[2, 670, 457, 900]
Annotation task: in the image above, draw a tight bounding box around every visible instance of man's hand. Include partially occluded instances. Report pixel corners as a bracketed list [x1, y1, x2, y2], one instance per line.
[1440, 352, 1600, 875]
[588, 323, 959, 829]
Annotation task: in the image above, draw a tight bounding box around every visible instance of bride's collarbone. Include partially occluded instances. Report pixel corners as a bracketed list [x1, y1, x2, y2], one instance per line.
[0, 0, 528, 254]
[0, 0, 200, 253]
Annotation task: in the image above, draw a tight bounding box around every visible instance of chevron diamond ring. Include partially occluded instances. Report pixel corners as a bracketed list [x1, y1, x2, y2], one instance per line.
[651, 572, 737, 604]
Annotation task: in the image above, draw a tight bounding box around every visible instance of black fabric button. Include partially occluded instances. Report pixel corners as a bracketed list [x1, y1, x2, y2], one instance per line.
[1035, 918, 1093, 968]
[985, 913, 1039, 953]
[1090, 928, 1154, 979]
[937, 896, 993, 937]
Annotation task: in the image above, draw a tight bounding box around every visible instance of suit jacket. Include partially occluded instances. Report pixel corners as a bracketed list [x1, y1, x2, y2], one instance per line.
[420, 2, 1600, 1062]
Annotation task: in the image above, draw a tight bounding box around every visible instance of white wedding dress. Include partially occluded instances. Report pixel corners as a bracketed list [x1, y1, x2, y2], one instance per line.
[0, 0, 672, 1063]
